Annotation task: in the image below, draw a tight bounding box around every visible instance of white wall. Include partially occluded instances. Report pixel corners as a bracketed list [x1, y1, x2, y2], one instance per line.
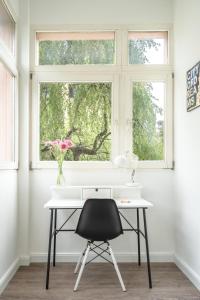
[174, 0, 200, 289]
[30, 169, 174, 261]
[0, 0, 19, 293]
[0, 171, 18, 292]
[30, 0, 173, 25]
[29, 0, 174, 262]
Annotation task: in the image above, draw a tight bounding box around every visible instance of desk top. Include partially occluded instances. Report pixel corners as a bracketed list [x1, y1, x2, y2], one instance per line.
[44, 198, 153, 209]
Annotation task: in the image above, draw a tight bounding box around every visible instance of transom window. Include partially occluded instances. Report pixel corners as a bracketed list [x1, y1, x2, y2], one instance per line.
[128, 31, 168, 64]
[31, 28, 173, 168]
[36, 31, 115, 65]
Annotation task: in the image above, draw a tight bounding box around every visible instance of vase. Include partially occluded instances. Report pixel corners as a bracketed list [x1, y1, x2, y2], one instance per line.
[57, 162, 66, 185]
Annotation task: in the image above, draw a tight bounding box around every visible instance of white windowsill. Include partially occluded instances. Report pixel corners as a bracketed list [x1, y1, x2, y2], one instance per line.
[0, 161, 18, 170]
[31, 160, 173, 170]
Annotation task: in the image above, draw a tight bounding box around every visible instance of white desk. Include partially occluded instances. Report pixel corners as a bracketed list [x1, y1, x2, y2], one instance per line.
[45, 198, 153, 209]
[44, 189, 153, 290]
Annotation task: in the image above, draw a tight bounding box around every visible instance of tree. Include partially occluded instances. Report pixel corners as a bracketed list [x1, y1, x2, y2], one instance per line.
[132, 82, 163, 160]
[129, 39, 164, 160]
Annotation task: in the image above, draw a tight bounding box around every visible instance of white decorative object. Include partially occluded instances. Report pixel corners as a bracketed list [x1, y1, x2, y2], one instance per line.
[114, 151, 139, 186]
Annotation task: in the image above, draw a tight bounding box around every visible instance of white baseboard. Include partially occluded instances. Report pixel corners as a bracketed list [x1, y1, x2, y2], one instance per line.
[30, 251, 174, 263]
[174, 255, 200, 291]
[19, 255, 30, 266]
[0, 258, 20, 295]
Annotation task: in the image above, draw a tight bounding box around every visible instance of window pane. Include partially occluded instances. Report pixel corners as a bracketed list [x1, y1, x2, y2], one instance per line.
[37, 32, 115, 65]
[40, 82, 111, 161]
[129, 31, 168, 64]
[0, 0, 15, 53]
[0, 62, 14, 161]
[132, 82, 164, 160]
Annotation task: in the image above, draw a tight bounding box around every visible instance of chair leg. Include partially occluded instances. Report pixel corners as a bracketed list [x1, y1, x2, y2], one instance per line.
[74, 244, 87, 274]
[74, 244, 90, 291]
[109, 246, 126, 292]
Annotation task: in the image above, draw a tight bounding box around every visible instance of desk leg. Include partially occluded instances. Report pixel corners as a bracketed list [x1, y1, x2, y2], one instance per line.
[53, 209, 57, 267]
[143, 208, 152, 288]
[137, 208, 141, 266]
[46, 209, 54, 289]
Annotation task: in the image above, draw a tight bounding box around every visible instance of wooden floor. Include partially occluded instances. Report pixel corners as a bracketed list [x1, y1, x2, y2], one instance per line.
[1, 263, 200, 300]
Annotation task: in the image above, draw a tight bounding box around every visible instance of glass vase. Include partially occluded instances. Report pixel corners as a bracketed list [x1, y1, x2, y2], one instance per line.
[57, 161, 66, 185]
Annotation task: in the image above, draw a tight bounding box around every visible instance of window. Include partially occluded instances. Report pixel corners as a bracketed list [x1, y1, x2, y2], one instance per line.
[31, 27, 173, 168]
[128, 31, 168, 64]
[0, 62, 15, 161]
[0, 0, 18, 168]
[36, 32, 115, 65]
[132, 81, 165, 161]
[0, 0, 15, 53]
[40, 82, 112, 161]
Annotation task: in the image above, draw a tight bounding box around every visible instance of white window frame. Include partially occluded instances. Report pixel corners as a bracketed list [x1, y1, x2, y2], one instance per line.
[123, 71, 173, 169]
[30, 24, 173, 169]
[31, 71, 120, 169]
[0, 0, 18, 169]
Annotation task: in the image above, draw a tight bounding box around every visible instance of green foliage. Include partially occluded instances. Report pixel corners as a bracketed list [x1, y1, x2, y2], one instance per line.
[129, 39, 160, 64]
[40, 83, 111, 161]
[133, 83, 163, 160]
[39, 40, 114, 65]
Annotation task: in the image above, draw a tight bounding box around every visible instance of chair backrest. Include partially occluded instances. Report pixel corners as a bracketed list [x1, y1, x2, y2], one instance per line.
[75, 198, 123, 242]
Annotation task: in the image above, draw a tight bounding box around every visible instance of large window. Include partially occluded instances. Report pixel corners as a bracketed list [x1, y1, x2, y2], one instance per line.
[40, 82, 111, 161]
[31, 28, 173, 168]
[0, 0, 18, 168]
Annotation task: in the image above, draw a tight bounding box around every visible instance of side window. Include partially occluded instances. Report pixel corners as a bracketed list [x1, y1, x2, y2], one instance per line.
[0, 0, 17, 168]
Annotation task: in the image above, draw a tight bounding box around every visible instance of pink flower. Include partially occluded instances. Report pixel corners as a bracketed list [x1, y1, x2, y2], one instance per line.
[60, 142, 68, 151]
[59, 140, 73, 151]
[44, 139, 73, 156]
[63, 139, 73, 148]
[52, 140, 60, 145]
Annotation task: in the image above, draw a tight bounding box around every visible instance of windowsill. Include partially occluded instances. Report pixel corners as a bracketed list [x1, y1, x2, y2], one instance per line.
[0, 161, 18, 170]
[31, 160, 173, 170]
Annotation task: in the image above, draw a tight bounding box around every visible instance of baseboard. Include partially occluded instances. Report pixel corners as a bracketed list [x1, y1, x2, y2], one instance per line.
[30, 251, 174, 263]
[0, 257, 20, 295]
[19, 255, 30, 266]
[174, 255, 200, 291]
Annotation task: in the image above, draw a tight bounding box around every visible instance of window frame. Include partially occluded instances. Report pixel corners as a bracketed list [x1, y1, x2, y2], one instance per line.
[31, 71, 120, 169]
[0, 0, 18, 169]
[123, 71, 173, 169]
[30, 24, 173, 169]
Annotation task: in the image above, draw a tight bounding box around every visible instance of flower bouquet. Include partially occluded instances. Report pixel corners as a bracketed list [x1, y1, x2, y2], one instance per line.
[45, 139, 73, 185]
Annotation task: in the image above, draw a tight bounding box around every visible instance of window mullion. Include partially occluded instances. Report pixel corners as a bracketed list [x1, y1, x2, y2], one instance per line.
[121, 30, 128, 66]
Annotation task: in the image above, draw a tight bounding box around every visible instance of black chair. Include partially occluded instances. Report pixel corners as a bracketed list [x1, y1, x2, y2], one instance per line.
[73, 198, 126, 292]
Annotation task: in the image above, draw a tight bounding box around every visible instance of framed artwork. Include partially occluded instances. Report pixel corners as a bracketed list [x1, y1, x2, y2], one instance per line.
[187, 61, 200, 111]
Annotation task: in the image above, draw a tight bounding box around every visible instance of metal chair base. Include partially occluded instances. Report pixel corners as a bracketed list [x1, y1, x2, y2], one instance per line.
[74, 241, 126, 292]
